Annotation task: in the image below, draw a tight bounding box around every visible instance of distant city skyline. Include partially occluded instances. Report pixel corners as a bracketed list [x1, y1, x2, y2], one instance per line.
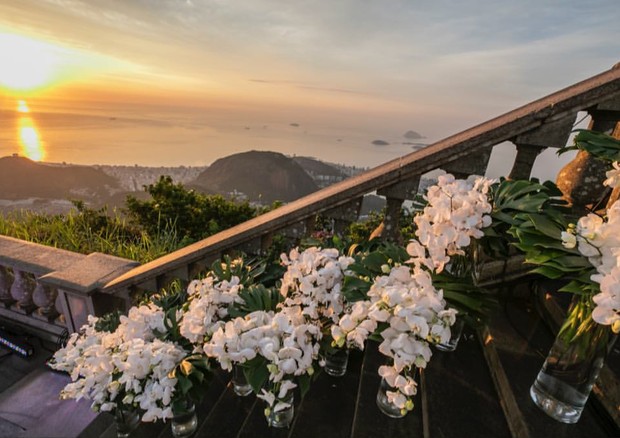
[0, 0, 618, 180]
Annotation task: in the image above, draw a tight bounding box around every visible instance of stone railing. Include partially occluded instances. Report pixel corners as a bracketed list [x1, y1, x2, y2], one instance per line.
[0, 236, 138, 340]
[0, 64, 618, 339]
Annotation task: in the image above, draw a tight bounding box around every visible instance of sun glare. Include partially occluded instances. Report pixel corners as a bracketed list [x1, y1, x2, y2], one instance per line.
[18, 111, 45, 162]
[0, 33, 62, 92]
[17, 100, 30, 113]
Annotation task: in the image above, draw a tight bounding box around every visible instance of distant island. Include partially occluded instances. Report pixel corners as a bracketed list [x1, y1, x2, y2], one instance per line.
[372, 140, 390, 146]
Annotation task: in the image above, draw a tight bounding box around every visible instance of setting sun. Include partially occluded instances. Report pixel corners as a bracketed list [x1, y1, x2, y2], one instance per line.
[0, 33, 62, 92]
[17, 100, 29, 113]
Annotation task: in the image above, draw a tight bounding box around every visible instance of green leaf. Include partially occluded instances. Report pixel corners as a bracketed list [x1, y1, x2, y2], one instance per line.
[177, 375, 193, 395]
[298, 374, 312, 397]
[362, 251, 389, 271]
[529, 266, 565, 279]
[229, 284, 283, 317]
[342, 276, 371, 302]
[244, 358, 269, 394]
[558, 280, 590, 295]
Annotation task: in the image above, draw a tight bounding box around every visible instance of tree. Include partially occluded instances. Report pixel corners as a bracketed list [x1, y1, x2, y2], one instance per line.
[125, 176, 259, 242]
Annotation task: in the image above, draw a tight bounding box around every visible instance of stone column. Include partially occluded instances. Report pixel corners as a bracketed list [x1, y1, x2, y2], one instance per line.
[510, 113, 575, 180]
[0, 266, 15, 307]
[377, 177, 421, 244]
[32, 280, 59, 321]
[10, 269, 36, 314]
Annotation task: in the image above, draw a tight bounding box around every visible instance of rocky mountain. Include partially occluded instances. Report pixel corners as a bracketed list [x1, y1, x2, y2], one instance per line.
[192, 151, 319, 203]
[291, 156, 348, 188]
[292, 156, 346, 178]
[0, 156, 120, 202]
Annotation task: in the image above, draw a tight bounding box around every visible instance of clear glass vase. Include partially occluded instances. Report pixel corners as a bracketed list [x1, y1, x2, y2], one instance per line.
[436, 318, 465, 352]
[376, 377, 406, 418]
[171, 399, 198, 438]
[114, 407, 140, 438]
[324, 348, 349, 377]
[530, 296, 615, 424]
[266, 391, 294, 428]
[232, 364, 253, 396]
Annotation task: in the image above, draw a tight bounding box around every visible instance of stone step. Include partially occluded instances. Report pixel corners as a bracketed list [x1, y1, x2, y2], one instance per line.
[0, 367, 98, 437]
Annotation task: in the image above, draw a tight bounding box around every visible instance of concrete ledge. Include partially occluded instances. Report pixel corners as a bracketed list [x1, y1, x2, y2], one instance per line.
[0, 236, 84, 276]
[40, 253, 139, 295]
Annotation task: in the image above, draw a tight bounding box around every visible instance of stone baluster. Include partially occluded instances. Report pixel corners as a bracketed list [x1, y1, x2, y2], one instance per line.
[508, 145, 545, 180]
[261, 232, 274, 253]
[32, 280, 59, 321]
[377, 177, 421, 243]
[0, 266, 15, 307]
[40, 253, 140, 333]
[10, 269, 37, 314]
[324, 198, 363, 236]
[509, 113, 576, 180]
[443, 148, 492, 179]
[304, 216, 316, 236]
[54, 292, 66, 326]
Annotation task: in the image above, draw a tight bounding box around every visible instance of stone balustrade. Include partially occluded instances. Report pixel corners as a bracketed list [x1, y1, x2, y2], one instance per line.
[0, 236, 138, 340]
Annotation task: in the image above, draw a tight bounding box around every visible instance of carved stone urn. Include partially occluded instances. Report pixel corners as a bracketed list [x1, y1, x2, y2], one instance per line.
[556, 150, 610, 211]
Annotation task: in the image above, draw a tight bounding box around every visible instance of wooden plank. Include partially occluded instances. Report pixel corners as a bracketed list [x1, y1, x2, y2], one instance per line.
[419, 369, 430, 438]
[350, 342, 423, 438]
[423, 331, 512, 437]
[487, 294, 615, 437]
[478, 325, 531, 438]
[192, 377, 256, 438]
[290, 350, 362, 438]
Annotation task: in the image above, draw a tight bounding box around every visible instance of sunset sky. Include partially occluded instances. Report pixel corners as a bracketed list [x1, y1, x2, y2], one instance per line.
[0, 0, 618, 174]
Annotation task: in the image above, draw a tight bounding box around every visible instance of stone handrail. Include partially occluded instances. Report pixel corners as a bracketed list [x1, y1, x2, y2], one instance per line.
[0, 236, 138, 337]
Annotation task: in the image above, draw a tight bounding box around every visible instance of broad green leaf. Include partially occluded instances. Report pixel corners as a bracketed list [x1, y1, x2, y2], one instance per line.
[245, 358, 269, 393]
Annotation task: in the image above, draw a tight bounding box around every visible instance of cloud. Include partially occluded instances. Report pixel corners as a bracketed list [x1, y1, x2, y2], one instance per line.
[1, 0, 618, 133]
[249, 78, 365, 95]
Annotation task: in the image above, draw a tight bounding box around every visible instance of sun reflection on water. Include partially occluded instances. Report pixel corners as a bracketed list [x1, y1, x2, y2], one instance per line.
[16, 100, 45, 161]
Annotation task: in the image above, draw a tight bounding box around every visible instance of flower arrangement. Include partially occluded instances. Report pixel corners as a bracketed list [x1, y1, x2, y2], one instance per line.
[50, 302, 210, 423]
[279, 246, 353, 325]
[201, 246, 353, 424]
[334, 173, 495, 415]
[475, 130, 620, 423]
[505, 130, 620, 334]
[205, 309, 321, 420]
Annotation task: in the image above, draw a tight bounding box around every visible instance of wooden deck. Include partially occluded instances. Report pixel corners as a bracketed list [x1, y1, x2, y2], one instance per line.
[0, 281, 617, 438]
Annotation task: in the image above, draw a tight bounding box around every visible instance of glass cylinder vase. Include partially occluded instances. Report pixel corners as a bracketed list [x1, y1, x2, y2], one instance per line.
[114, 408, 140, 438]
[171, 399, 198, 438]
[324, 348, 350, 377]
[232, 364, 253, 396]
[376, 377, 406, 419]
[436, 318, 465, 352]
[266, 391, 294, 428]
[530, 296, 615, 424]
